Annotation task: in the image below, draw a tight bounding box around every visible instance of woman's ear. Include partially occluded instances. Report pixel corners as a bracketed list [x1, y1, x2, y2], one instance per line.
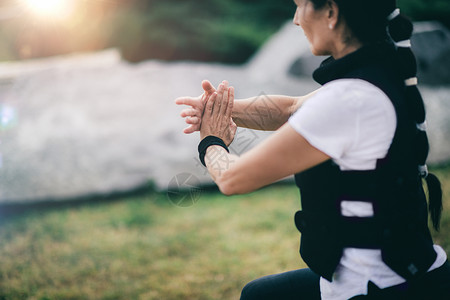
[326, 0, 339, 29]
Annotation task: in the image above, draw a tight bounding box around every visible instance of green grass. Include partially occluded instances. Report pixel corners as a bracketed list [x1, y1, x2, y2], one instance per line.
[429, 165, 450, 251]
[0, 185, 303, 300]
[0, 165, 449, 300]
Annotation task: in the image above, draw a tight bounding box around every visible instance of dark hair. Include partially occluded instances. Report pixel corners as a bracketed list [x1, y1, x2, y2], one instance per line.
[309, 0, 395, 44]
[309, 0, 443, 230]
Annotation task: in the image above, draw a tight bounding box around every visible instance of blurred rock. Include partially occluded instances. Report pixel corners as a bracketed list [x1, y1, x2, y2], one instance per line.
[0, 22, 448, 204]
[412, 22, 450, 85]
[0, 49, 121, 80]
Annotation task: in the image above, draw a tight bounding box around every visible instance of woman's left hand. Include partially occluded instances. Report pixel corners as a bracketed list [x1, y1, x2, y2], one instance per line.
[200, 81, 237, 146]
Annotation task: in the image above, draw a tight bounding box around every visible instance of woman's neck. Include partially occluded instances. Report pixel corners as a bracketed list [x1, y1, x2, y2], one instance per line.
[330, 26, 363, 59]
[332, 41, 362, 59]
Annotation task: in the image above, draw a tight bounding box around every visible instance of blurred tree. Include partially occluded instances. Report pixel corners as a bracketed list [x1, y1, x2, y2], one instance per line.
[398, 0, 450, 28]
[111, 0, 294, 63]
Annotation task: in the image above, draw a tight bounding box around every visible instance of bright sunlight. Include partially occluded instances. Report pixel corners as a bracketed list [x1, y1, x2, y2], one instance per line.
[23, 0, 74, 19]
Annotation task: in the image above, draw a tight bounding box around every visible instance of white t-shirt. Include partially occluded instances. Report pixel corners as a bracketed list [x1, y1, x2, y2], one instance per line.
[288, 79, 447, 300]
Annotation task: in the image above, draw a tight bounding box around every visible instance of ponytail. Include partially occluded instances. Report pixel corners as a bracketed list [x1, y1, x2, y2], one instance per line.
[387, 9, 443, 231]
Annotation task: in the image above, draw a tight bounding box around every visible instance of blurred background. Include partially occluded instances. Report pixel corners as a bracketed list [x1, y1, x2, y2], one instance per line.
[0, 0, 449, 299]
[0, 0, 295, 63]
[0, 0, 449, 63]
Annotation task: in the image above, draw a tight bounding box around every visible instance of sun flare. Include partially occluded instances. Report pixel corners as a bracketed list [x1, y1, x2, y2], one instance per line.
[23, 0, 74, 18]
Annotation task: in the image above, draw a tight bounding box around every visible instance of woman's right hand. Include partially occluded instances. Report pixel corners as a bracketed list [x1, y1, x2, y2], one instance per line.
[175, 80, 217, 134]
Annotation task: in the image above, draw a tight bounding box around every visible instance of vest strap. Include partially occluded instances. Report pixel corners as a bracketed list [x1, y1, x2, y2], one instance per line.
[294, 211, 384, 249]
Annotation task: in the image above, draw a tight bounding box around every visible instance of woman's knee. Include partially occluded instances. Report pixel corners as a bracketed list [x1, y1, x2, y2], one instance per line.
[240, 269, 320, 300]
[240, 279, 263, 300]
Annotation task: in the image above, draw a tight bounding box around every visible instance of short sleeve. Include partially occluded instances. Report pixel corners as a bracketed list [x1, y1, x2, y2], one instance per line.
[288, 79, 396, 170]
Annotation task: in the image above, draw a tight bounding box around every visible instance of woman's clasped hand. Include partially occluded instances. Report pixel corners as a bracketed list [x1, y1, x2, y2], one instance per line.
[199, 81, 237, 146]
[175, 80, 215, 134]
[176, 80, 237, 147]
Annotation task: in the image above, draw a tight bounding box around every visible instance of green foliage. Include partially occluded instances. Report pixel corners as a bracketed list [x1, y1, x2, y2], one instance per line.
[398, 0, 450, 28]
[110, 0, 295, 63]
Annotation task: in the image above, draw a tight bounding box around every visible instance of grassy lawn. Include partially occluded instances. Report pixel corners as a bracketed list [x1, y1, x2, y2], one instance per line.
[0, 165, 449, 300]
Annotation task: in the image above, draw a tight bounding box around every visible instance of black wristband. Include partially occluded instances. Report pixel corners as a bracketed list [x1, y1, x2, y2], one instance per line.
[198, 136, 230, 167]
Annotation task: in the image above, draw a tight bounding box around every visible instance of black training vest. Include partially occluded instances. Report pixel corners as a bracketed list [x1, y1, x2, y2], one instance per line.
[294, 43, 437, 282]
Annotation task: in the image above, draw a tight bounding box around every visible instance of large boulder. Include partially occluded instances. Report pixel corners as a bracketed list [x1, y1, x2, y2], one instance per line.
[0, 22, 448, 204]
[412, 22, 450, 85]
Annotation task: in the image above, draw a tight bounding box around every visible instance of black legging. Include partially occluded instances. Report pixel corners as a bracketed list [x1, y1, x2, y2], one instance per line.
[240, 261, 450, 300]
[240, 268, 321, 300]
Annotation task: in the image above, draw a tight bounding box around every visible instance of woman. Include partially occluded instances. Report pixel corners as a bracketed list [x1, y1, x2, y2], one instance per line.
[176, 0, 450, 299]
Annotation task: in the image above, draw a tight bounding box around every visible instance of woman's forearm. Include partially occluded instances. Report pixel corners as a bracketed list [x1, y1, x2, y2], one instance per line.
[232, 89, 320, 131]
